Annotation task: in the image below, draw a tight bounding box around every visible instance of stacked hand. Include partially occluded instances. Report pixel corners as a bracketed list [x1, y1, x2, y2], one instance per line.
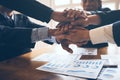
[49, 9, 91, 53]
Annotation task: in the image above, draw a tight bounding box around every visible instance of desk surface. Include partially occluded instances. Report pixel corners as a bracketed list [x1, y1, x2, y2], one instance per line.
[0, 46, 101, 80]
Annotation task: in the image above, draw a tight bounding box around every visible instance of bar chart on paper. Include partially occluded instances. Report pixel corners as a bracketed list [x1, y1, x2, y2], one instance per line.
[37, 59, 105, 79]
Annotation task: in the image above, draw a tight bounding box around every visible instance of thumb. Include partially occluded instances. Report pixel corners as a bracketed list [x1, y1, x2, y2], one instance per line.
[61, 39, 73, 53]
[49, 29, 66, 36]
[71, 20, 81, 26]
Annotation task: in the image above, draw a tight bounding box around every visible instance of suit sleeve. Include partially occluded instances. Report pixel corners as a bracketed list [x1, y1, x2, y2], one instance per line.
[0, 25, 33, 46]
[96, 10, 120, 46]
[112, 21, 120, 46]
[96, 10, 120, 25]
[0, 0, 53, 23]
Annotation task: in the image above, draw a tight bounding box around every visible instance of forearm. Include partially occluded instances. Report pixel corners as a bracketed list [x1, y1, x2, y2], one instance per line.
[87, 14, 101, 25]
[0, 25, 55, 44]
[0, 0, 53, 23]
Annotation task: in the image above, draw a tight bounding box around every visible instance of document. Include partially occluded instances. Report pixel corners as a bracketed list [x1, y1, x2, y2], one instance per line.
[32, 48, 97, 62]
[37, 59, 105, 79]
[98, 68, 120, 80]
[32, 52, 81, 62]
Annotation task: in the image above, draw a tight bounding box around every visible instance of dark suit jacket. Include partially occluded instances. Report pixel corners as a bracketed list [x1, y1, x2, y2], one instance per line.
[96, 10, 120, 46]
[81, 8, 111, 48]
[0, 0, 53, 61]
[0, 0, 53, 23]
[0, 13, 48, 61]
[97, 10, 120, 25]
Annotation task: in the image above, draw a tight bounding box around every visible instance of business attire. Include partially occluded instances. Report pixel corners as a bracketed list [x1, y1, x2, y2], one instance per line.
[0, 13, 54, 61]
[0, 0, 53, 22]
[90, 10, 120, 46]
[81, 8, 111, 55]
[0, 0, 55, 61]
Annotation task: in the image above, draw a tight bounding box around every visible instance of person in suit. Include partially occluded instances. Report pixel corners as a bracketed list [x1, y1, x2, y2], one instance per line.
[0, 0, 89, 54]
[80, 0, 111, 55]
[0, 0, 75, 61]
[0, 0, 73, 23]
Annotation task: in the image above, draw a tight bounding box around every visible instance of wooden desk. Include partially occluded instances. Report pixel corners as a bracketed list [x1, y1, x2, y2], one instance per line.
[0, 47, 101, 80]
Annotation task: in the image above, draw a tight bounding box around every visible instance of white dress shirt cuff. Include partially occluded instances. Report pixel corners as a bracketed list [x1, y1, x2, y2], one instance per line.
[31, 27, 50, 42]
[89, 24, 115, 44]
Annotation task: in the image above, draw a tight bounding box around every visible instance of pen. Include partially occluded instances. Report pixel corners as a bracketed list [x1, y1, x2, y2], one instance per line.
[103, 65, 118, 68]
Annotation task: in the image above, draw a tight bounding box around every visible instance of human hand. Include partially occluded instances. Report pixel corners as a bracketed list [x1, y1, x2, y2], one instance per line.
[51, 9, 87, 23]
[63, 9, 90, 27]
[56, 22, 72, 33]
[64, 9, 87, 20]
[56, 9, 89, 30]
[48, 28, 73, 53]
[48, 28, 66, 36]
[56, 36, 84, 53]
[71, 18, 90, 27]
[58, 27, 90, 43]
[60, 39, 73, 53]
[51, 11, 74, 22]
[76, 41, 88, 47]
[56, 19, 90, 29]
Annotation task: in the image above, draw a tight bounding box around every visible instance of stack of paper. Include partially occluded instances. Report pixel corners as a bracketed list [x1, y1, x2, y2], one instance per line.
[37, 59, 105, 79]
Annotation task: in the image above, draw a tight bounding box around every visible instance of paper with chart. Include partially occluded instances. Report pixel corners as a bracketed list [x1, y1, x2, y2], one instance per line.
[98, 68, 120, 80]
[37, 60, 105, 79]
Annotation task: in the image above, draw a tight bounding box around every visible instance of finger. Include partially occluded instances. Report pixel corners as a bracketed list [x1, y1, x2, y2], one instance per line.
[55, 35, 67, 42]
[74, 10, 83, 19]
[63, 8, 69, 15]
[60, 25, 68, 33]
[71, 20, 82, 26]
[57, 24, 71, 34]
[56, 23, 63, 28]
[50, 29, 65, 36]
[76, 43, 83, 47]
[63, 25, 69, 32]
[64, 24, 72, 32]
[75, 11, 87, 19]
[81, 41, 88, 45]
[71, 19, 86, 27]
[76, 41, 88, 47]
[61, 39, 73, 53]
[73, 27, 86, 30]
[69, 10, 78, 19]
[61, 44, 73, 53]
[66, 9, 75, 18]
[56, 34, 74, 42]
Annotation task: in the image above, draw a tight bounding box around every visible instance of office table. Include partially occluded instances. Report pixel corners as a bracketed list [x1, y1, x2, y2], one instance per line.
[0, 46, 101, 80]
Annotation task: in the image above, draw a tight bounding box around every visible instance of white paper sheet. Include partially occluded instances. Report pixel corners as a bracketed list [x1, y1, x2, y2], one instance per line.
[101, 55, 120, 66]
[98, 68, 120, 80]
[32, 53, 81, 62]
[37, 59, 105, 79]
